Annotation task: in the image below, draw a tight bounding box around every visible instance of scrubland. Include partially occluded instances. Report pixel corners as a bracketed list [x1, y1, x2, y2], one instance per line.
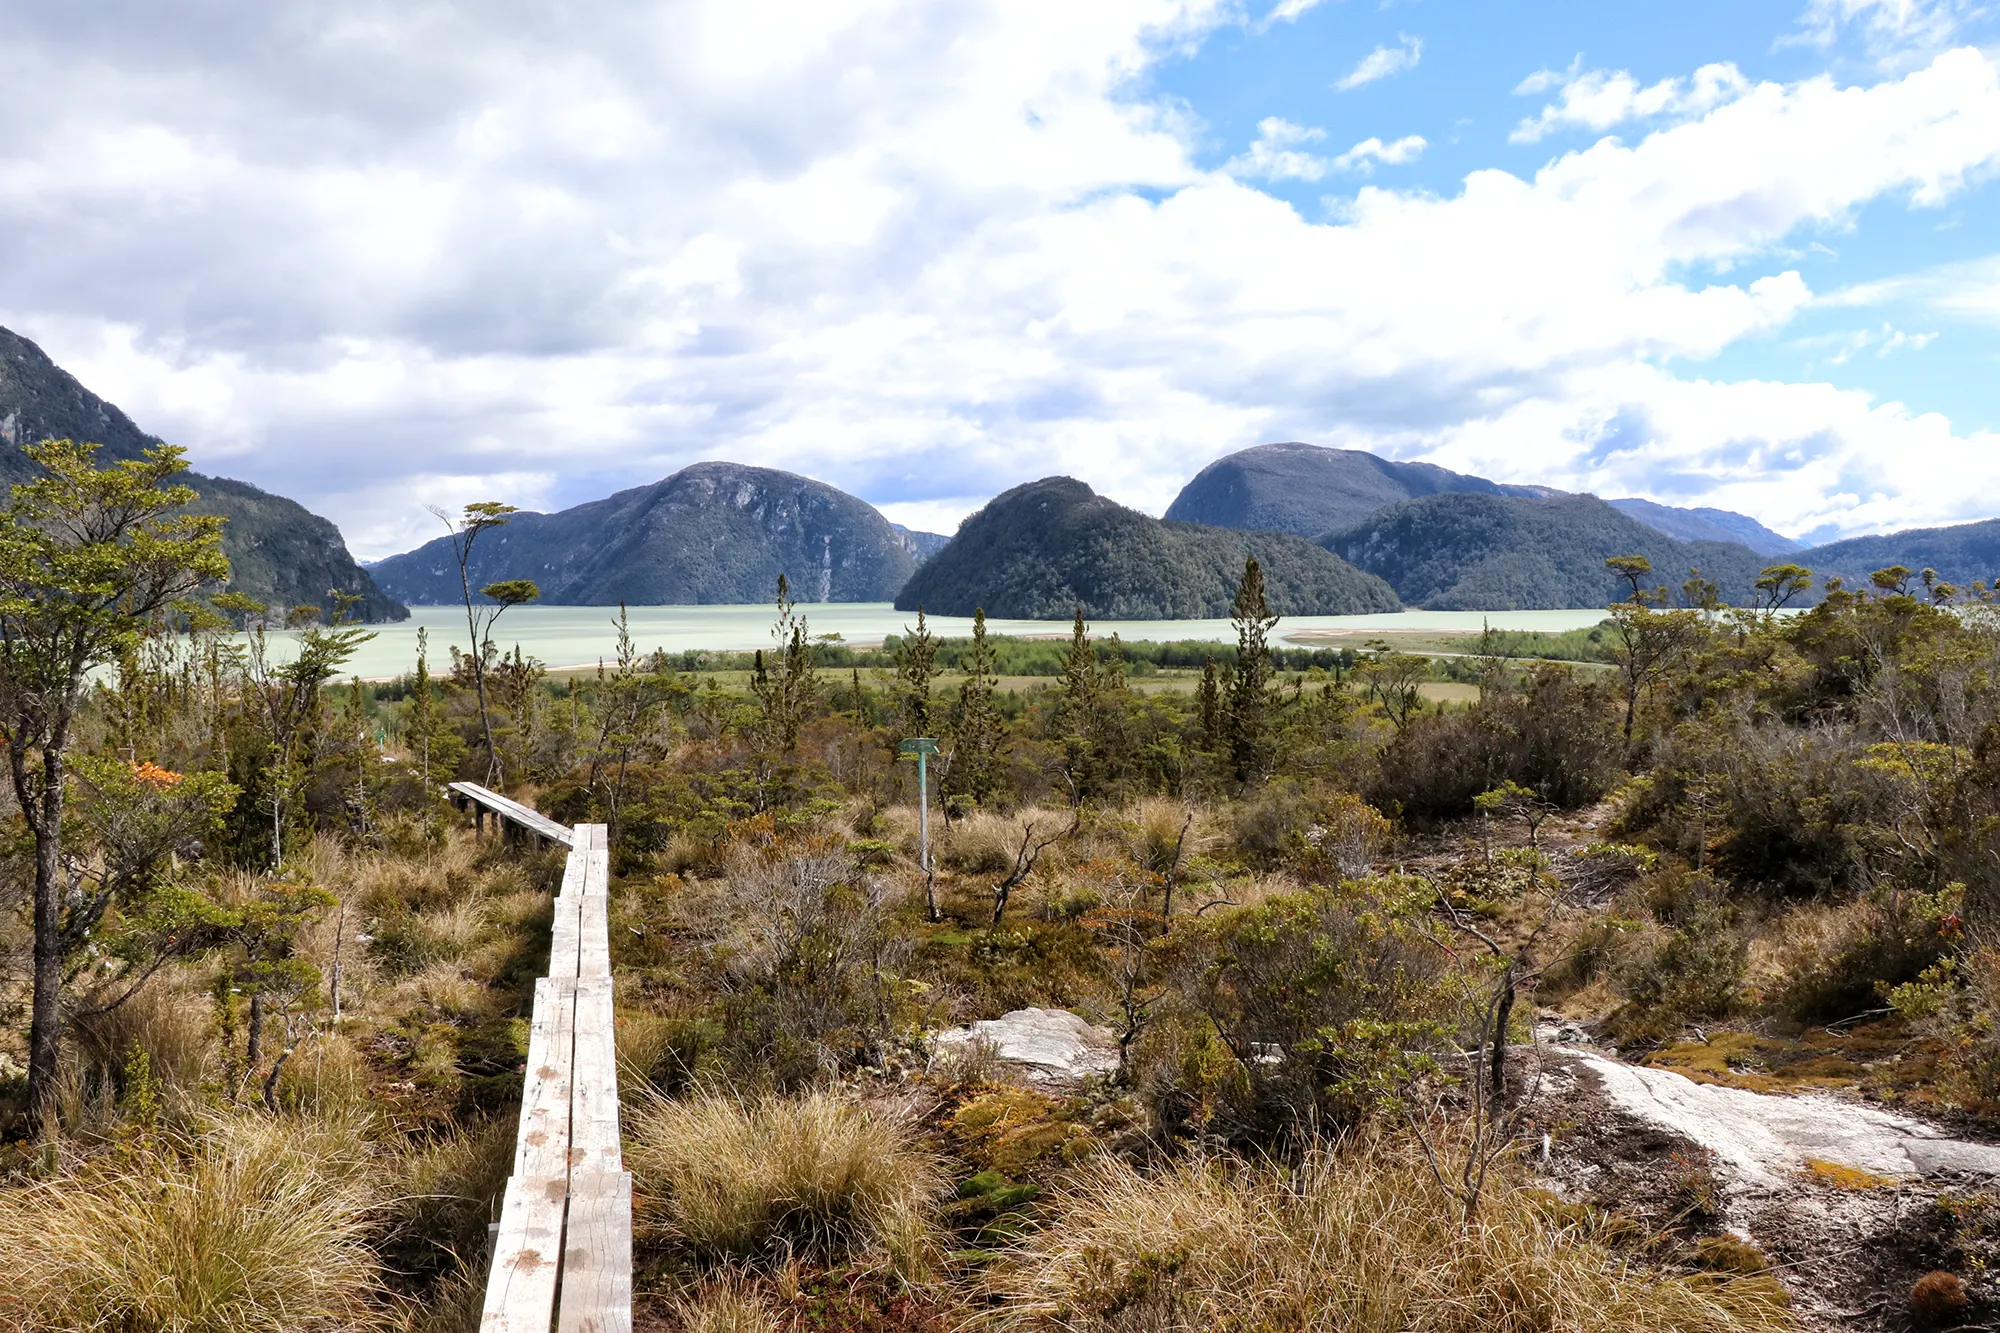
[7, 567, 2000, 1330]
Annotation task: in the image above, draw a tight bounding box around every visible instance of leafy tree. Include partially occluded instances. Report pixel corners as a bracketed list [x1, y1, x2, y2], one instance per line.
[1228, 557, 1279, 782]
[427, 501, 538, 785]
[0, 439, 229, 1124]
[588, 603, 673, 832]
[1197, 655, 1225, 755]
[405, 626, 466, 817]
[1053, 605, 1100, 806]
[894, 605, 938, 736]
[752, 575, 819, 753]
[223, 873, 337, 1108]
[951, 608, 1002, 805]
[1603, 554, 1705, 752]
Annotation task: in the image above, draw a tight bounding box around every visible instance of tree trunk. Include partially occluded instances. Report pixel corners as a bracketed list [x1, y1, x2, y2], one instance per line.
[246, 990, 266, 1073]
[26, 746, 68, 1129]
[1488, 964, 1515, 1101]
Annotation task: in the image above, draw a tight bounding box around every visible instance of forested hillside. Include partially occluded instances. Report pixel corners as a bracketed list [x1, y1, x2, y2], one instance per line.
[1164, 440, 1547, 536]
[0, 325, 406, 621]
[898, 475, 1400, 617]
[1797, 517, 2000, 591]
[371, 461, 918, 605]
[1325, 491, 1772, 609]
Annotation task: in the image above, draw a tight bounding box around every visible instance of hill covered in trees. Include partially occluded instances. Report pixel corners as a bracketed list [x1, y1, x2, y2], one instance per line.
[371, 461, 918, 605]
[1323, 492, 1772, 609]
[1796, 517, 2000, 592]
[0, 325, 406, 621]
[1164, 441, 1548, 536]
[896, 476, 1400, 618]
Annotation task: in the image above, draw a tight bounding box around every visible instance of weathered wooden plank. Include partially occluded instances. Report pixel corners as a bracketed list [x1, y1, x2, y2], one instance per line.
[577, 895, 611, 979]
[557, 1171, 633, 1333]
[548, 890, 584, 981]
[483, 977, 578, 1333]
[449, 781, 575, 847]
[569, 977, 622, 1174]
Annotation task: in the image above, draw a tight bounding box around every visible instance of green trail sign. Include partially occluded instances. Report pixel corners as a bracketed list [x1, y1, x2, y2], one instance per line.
[899, 738, 938, 874]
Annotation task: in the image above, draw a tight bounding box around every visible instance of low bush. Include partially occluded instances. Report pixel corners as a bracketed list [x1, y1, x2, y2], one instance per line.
[984, 1144, 1793, 1333]
[626, 1087, 942, 1277]
[1764, 888, 1958, 1024]
[1164, 877, 1462, 1139]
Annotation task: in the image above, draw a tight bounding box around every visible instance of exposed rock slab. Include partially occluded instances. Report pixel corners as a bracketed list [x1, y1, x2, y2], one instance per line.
[1562, 1046, 2000, 1192]
[933, 1008, 1120, 1087]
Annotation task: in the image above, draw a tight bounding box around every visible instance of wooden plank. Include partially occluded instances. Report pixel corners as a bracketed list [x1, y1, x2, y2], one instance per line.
[577, 895, 611, 979]
[557, 1171, 633, 1333]
[449, 782, 575, 846]
[568, 977, 622, 1174]
[482, 977, 577, 1333]
[548, 888, 583, 981]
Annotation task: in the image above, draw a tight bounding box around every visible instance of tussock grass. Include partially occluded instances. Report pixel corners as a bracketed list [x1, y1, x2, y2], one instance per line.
[627, 1087, 942, 1277]
[0, 1112, 386, 1332]
[669, 1275, 783, 1333]
[985, 1145, 1794, 1333]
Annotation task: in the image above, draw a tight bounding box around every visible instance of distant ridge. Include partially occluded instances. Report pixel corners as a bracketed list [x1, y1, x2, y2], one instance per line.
[897, 476, 1400, 619]
[1324, 492, 1772, 611]
[891, 523, 951, 561]
[1610, 498, 1801, 555]
[371, 462, 918, 605]
[1797, 518, 2000, 592]
[0, 325, 406, 622]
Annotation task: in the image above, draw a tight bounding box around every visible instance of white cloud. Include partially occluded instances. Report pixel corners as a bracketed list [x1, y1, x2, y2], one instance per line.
[1225, 117, 1331, 181]
[1788, 0, 1991, 66]
[0, 8, 1996, 555]
[1825, 253, 2000, 323]
[1512, 62, 1750, 143]
[1335, 34, 1422, 91]
[1330, 134, 1426, 173]
[1263, 0, 1330, 24]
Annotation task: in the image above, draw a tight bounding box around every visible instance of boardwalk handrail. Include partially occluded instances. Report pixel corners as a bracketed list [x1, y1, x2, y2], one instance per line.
[449, 781, 576, 849]
[481, 820, 631, 1333]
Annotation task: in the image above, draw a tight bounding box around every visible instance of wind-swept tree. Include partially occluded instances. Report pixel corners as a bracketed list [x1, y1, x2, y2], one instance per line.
[427, 501, 538, 785]
[0, 439, 229, 1125]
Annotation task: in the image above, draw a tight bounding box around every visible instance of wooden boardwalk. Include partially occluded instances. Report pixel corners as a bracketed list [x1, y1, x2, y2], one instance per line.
[449, 781, 576, 850]
[479, 820, 632, 1333]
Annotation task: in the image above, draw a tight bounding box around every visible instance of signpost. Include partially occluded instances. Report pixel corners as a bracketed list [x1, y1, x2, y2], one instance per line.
[898, 738, 938, 877]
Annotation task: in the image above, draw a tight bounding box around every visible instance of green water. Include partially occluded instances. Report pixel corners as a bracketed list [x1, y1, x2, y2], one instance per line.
[220, 603, 1611, 680]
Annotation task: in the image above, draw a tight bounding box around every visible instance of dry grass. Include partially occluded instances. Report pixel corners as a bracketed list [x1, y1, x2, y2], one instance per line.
[668, 1275, 783, 1333]
[1118, 797, 1217, 879]
[940, 810, 1053, 875]
[984, 1144, 1794, 1333]
[626, 1087, 943, 1277]
[0, 1111, 386, 1332]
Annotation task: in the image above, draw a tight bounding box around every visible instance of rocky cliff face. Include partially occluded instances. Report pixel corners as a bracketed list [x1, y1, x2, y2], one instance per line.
[370, 461, 918, 605]
[0, 326, 407, 622]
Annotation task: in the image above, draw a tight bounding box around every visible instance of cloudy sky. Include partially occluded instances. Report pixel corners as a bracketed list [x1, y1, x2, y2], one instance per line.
[3, 0, 1998, 558]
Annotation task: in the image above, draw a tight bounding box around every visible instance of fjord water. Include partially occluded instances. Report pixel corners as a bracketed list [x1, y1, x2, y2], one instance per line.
[239, 603, 1612, 680]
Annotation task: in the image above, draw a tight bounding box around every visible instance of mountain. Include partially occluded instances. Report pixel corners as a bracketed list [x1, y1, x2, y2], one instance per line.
[371, 462, 918, 606]
[1796, 519, 2000, 592]
[895, 476, 1400, 619]
[1323, 492, 1773, 611]
[0, 326, 406, 622]
[1164, 441, 1551, 537]
[1609, 498, 1802, 555]
[891, 523, 951, 561]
